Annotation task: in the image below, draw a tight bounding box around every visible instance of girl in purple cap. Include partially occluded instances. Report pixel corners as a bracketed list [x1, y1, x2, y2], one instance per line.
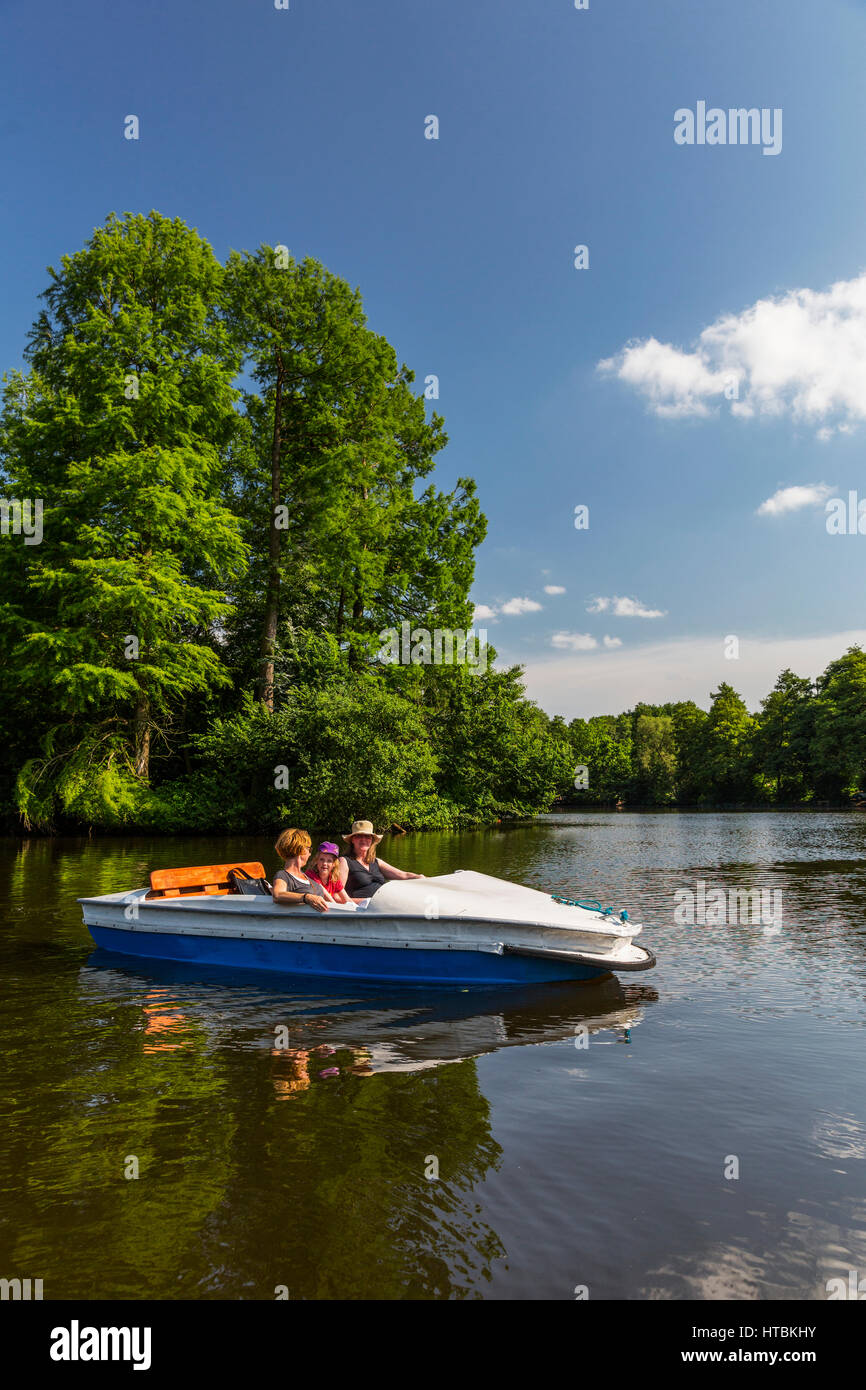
[306, 842, 352, 903]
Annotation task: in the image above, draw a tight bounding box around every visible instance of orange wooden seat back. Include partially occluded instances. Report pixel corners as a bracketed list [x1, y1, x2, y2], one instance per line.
[147, 862, 268, 899]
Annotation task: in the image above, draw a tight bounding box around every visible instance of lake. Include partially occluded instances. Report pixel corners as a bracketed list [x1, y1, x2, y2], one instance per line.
[1, 812, 864, 1300]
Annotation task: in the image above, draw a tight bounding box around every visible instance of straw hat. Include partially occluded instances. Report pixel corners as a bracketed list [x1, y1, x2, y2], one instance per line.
[342, 819, 383, 844]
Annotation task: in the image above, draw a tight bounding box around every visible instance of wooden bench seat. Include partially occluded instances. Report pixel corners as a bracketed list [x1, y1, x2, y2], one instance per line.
[146, 862, 268, 899]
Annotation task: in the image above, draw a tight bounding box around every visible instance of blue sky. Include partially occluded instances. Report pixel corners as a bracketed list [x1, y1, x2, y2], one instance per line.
[3, 0, 866, 717]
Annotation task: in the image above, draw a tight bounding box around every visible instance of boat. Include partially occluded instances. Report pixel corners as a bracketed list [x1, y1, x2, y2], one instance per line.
[78, 863, 655, 987]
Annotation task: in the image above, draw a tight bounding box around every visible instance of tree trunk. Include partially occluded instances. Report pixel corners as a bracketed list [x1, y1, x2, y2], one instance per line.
[257, 362, 284, 711]
[348, 595, 364, 670]
[133, 695, 150, 779]
[346, 480, 368, 670]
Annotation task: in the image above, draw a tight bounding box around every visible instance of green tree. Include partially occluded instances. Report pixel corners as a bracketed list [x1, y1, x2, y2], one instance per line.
[222, 247, 484, 702]
[185, 683, 444, 832]
[631, 714, 677, 803]
[424, 664, 573, 821]
[568, 717, 633, 803]
[0, 212, 245, 827]
[701, 683, 756, 801]
[753, 669, 815, 801]
[811, 647, 866, 798]
[222, 248, 368, 704]
[671, 701, 709, 802]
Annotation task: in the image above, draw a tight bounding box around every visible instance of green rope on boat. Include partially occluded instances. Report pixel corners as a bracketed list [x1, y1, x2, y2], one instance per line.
[552, 894, 629, 923]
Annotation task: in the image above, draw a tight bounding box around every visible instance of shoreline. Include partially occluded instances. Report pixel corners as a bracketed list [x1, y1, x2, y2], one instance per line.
[2, 801, 864, 844]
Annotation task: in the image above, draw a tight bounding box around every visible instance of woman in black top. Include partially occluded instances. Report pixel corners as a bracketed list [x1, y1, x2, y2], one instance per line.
[338, 820, 424, 900]
[272, 828, 330, 913]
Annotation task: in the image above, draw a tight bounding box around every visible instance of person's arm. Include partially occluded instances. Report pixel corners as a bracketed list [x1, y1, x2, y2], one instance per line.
[318, 879, 351, 904]
[376, 858, 425, 881]
[273, 880, 330, 913]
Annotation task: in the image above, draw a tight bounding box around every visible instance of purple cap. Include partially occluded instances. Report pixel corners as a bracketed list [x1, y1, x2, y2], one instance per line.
[318, 842, 339, 856]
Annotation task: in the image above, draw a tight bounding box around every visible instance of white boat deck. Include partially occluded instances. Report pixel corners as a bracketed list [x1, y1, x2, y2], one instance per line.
[79, 871, 650, 967]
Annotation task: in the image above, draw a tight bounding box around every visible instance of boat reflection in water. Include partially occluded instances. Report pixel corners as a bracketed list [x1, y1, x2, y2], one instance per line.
[65, 954, 661, 1298]
[82, 948, 657, 1076]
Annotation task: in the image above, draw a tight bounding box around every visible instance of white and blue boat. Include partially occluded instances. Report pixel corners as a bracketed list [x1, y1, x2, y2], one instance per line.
[79, 865, 655, 987]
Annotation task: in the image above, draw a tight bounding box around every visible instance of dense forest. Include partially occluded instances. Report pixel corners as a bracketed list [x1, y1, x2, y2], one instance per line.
[1, 212, 864, 835]
[563, 656, 866, 807]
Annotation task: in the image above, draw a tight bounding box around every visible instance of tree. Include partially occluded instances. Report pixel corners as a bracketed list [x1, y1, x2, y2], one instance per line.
[222, 247, 484, 705]
[700, 683, 755, 801]
[0, 212, 245, 826]
[423, 664, 573, 821]
[753, 669, 815, 801]
[671, 701, 709, 802]
[631, 714, 677, 803]
[222, 248, 368, 705]
[567, 717, 633, 803]
[812, 647, 866, 798]
[189, 683, 445, 832]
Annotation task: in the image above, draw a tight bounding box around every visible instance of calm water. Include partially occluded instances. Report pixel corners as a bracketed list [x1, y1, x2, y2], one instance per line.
[1, 813, 865, 1301]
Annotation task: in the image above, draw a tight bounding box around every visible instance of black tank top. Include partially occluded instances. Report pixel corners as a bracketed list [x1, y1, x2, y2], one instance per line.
[344, 856, 386, 899]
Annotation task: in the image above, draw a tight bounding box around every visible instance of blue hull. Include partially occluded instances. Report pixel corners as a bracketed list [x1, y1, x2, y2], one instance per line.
[86, 924, 611, 986]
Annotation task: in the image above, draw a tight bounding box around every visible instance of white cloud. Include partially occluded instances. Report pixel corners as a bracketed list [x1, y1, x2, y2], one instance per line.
[587, 595, 666, 618]
[501, 596, 543, 616]
[521, 630, 866, 720]
[551, 631, 598, 651]
[472, 603, 497, 620]
[544, 585, 566, 595]
[599, 271, 866, 436]
[603, 635, 623, 649]
[599, 337, 729, 419]
[756, 483, 834, 517]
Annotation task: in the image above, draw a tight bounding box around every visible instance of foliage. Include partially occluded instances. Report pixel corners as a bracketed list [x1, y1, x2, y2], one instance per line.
[812, 648, 866, 797]
[3, 212, 866, 832]
[567, 718, 632, 802]
[557, 651, 866, 808]
[0, 211, 245, 816]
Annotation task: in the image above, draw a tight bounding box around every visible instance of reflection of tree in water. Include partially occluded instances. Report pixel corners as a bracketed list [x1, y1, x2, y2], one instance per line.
[2, 968, 238, 1299]
[196, 1054, 505, 1299]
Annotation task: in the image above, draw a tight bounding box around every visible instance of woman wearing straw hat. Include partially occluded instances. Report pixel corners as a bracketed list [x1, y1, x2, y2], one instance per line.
[338, 820, 424, 901]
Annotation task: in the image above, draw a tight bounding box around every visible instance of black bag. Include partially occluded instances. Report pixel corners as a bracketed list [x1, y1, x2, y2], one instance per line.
[227, 866, 273, 897]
